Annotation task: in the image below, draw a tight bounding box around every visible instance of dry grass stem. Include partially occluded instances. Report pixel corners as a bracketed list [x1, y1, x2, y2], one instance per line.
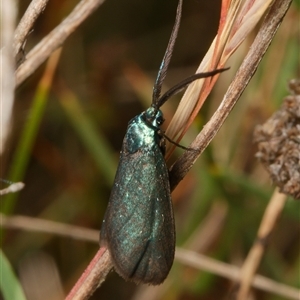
[66, 248, 113, 300]
[175, 248, 300, 300]
[0, 0, 17, 154]
[184, 201, 228, 252]
[15, 0, 105, 87]
[0, 213, 98, 242]
[169, 0, 293, 190]
[235, 189, 288, 299]
[13, 0, 50, 57]
[1, 213, 298, 300]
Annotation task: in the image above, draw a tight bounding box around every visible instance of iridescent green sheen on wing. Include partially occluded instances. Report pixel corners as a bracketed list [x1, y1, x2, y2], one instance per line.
[100, 108, 175, 285]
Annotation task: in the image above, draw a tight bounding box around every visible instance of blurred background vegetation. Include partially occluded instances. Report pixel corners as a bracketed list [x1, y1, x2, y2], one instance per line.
[1, 0, 299, 299]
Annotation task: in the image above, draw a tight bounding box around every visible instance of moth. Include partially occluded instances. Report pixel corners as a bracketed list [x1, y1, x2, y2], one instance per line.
[100, 0, 226, 284]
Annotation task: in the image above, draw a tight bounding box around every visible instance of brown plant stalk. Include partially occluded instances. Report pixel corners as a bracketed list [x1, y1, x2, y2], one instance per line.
[13, 0, 50, 57]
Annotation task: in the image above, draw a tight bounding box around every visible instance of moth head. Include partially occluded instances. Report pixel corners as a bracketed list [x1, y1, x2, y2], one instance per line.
[144, 107, 165, 128]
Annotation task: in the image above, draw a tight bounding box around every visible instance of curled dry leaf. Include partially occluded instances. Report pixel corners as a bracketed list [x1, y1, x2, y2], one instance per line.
[166, 0, 274, 155]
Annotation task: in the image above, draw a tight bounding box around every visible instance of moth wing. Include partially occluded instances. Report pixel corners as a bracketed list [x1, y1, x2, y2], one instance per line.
[100, 144, 175, 285]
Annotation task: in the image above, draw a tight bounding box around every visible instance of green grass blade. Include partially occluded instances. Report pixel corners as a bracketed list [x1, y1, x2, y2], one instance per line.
[0, 249, 27, 300]
[2, 51, 61, 214]
[58, 88, 117, 185]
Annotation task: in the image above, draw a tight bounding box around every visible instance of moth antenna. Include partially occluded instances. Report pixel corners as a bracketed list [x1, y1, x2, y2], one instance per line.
[157, 68, 229, 107]
[152, 0, 183, 106]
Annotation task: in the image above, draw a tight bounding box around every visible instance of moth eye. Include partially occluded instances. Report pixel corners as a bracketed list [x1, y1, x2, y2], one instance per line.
[156, 115, 164, 125]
